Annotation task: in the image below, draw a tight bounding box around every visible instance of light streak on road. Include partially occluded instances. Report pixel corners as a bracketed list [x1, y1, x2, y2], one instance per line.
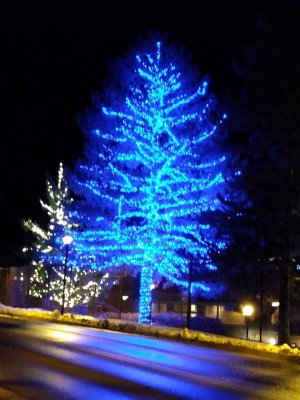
[0, 317, 300, 399]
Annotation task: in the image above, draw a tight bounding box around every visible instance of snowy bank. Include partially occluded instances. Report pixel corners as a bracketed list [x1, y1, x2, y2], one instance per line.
[0, 303, 299, 358]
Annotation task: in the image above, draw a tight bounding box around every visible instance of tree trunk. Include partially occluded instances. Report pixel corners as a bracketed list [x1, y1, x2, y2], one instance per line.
[278, 260, 291, 345]
[138, 266, 153, 324]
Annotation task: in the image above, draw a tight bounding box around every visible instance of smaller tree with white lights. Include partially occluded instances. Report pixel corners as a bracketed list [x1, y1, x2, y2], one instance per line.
[23, 163, 109, 310]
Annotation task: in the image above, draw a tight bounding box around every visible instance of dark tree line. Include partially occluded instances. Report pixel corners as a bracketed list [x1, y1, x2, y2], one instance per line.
[217, 1, 300, 345]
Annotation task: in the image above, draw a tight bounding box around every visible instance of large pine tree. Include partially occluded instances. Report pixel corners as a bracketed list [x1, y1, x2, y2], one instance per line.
[24, 163, 108, 310]
[72, 38, 233, 323]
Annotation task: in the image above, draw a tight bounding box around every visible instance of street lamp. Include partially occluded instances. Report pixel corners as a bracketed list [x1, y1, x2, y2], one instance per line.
[61, 234, 73, 315]
[186, 261, 193, 329]
[242, 304, 254, 340]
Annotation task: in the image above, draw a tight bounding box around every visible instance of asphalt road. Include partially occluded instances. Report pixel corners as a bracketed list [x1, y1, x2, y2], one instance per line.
[0, 316, 299, 400]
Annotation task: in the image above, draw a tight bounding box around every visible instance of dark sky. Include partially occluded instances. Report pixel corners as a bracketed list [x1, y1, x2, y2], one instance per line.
[0, 0, 263, 264]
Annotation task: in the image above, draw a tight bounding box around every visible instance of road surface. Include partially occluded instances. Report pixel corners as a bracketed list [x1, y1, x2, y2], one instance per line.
[0, 316, 299, 399]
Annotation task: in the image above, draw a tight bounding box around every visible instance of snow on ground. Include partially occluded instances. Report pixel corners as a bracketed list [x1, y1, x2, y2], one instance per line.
[0, 303, 299, 358]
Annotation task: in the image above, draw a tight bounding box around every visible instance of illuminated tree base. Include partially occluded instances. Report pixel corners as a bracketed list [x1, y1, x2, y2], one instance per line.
[138, 265, 153, 324]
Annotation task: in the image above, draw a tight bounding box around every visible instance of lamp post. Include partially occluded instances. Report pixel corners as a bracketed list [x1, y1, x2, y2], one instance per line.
[186, 260, 193, 329]
[242, 304, 254, 340]
[61, 234, 73, 315]
[117, 265, 126, 319]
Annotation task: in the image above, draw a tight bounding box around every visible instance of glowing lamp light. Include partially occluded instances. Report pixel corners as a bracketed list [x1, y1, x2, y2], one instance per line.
[269, 338, 276, 346]
[242, 305, 254, 317]
[62, 234, 73, 246]
[242, 304, 254, 341]
[271, 301, 280, 307]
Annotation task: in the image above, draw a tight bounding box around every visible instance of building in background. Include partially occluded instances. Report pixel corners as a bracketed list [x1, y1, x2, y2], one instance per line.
[0, 266, 31, 307]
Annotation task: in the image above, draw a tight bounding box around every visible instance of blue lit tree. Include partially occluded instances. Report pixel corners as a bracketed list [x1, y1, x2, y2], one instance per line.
[73, 39, 232, 323]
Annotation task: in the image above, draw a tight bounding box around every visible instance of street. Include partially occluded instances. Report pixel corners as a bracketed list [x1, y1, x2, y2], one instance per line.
[0, 316, 299, 399]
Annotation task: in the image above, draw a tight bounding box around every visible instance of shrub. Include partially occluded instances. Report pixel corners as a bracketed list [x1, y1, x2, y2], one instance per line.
[152, 312, 185, 328]
[102, 319, 109, 329]
[151, 312, 226, 335]
[189, 316, 226, 335]
[51, 309, 60, 319]
[290, 314, 300, 335]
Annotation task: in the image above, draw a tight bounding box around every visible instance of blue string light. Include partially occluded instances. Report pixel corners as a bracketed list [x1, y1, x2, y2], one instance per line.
[72, 40, 231, 323]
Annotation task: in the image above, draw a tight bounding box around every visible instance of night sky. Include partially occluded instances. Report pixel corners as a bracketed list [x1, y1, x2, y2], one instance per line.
[0, 0, 273, 265]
